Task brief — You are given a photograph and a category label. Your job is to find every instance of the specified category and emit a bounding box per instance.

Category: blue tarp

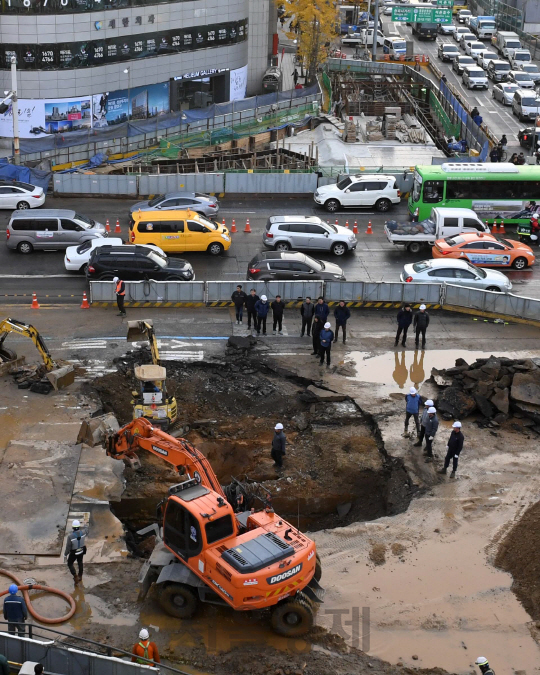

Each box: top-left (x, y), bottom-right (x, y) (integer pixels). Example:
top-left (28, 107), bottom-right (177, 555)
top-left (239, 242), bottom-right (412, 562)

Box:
top-left (0, 158), bottom-right (51, 191)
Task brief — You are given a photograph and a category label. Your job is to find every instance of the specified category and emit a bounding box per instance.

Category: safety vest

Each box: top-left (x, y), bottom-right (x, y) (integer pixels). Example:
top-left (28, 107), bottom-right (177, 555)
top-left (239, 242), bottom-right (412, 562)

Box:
top-left (115, 280), bottom-right (125, 295)
top-left (136, 641), bottom-right (150, 664)
top-left (69, 530), bottom-right (87, 555)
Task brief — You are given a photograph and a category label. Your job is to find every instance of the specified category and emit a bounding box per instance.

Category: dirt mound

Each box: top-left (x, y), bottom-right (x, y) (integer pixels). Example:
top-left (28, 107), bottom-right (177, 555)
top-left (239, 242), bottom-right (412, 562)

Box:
top-left (495, 500), bottom-right (540, 621)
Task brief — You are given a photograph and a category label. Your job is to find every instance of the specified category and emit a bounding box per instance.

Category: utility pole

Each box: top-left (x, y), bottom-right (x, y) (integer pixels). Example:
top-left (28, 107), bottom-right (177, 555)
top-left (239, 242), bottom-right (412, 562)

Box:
top-left (11, 57), bottom-right (19, 165)
top-left (371, 0), bottom-right (380, 61)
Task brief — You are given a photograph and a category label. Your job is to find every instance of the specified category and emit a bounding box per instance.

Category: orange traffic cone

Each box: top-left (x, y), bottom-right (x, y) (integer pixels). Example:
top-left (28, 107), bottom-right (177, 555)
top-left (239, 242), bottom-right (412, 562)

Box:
top-left (230, 219), bottom-right (237, 233)
top-left (345, 220), bottom-right (349, 229)
top-left (353, 221), bottom-right (358, 234)
top-left (80, 292), bottom-right (90, 309)
top-left (244, 218), bottom-right (252, 233)
top-left (31, 293), bottom-right (40, 309)
top-left (366, 221), bottom-right (373, 234)
top-left (114, 219), bottom-right (121, 234)
top-left (222, 218), bottom-right (226, 229)
top-left (106, 219), bottom-right (111, 233)
top-left (498, 219), bottom-right (506, 234)
top-left (335, 218), bottom-right (339, 226)
top-left (491, 221), bottom-right (498, 234)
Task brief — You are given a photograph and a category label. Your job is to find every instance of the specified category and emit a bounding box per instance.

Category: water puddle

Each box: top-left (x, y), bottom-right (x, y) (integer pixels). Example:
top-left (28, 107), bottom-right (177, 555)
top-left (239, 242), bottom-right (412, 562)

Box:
top-left (346, 349), bottom-right (540, 390)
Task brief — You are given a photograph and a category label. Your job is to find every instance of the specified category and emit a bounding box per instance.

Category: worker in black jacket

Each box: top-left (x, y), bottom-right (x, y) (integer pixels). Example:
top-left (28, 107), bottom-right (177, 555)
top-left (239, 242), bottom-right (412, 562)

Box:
top-left (395, 303), bottom-right (413, 347)
top-left (413, 304), bottom-right (430, 349)
top-left (231, 285), bottom-right (247, 325)
top-left (245, 288), bottom-right (259, 333)
top-left (271, 422), bottom-right (286, 468)
top-left (439, 421), bottom-right (464, 478)
top-left (271, 295), bottom-right (285, 335)
top-left (311, 316), bottom-right (322, 356)
top-left (300, 296), bottom-right (315, 337)
top-left (333, 301), bottom-right (351, 343)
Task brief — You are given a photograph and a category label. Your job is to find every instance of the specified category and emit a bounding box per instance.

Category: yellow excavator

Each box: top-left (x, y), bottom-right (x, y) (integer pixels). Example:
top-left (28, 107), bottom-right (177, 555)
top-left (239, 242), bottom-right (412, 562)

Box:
top-left (126, 319), bottom-right (178, 430)
top-left (0, 317), bottom-right (74, 390)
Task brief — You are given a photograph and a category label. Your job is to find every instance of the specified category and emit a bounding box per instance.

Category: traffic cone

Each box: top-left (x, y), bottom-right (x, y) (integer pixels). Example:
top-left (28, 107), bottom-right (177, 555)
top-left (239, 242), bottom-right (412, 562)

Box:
top-left (106, 219), bottom-right (111, 233)
top-left (345, 220), bottom-right (349, 229)
top-left (335, 218), bottom-right (339, 226)
top-left (353, 221), bottom-right (358, 234)
top-left (80, 292), bottom-right (90, 309)
top-left (222, 218), bottom-right (226, 229)
top-left (31, 293), bottom-right (40, 309)
top-left (114, 219), bottom-right (121, 234)
top-left (366, 221), bottom-right (373, 234)
top-left (244, 218), bottom-right (252, 233)
top-left (230, 219), bottom-right (237, 233)
top-left (498, 219), bottom-right (506, 234)
top-left (491, 221), bottom-right (498, 234)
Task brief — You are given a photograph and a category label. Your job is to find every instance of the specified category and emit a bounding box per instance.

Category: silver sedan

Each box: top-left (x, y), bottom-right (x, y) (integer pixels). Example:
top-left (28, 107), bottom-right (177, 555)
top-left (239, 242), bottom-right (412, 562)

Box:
top-left (400, 259), bottom-right (512, 293)
top-left (492, 82), bottom-right (520, 105)
top-left (130, 192), bottom-right (219, 217)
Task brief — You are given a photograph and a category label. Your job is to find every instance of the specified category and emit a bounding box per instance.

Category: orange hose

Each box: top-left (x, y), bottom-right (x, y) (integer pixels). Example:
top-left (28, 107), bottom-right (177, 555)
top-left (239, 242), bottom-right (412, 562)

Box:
top-left (0, 569), bottom-right (76, 624)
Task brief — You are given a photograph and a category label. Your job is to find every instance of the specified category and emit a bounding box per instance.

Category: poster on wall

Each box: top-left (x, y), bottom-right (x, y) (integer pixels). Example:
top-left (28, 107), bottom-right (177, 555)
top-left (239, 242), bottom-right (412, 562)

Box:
top-left (230, 65), bottom-right (248, 101)
top-left (0, 95), bottom-right (91, 138)
top-left (92, 81), bottom-right (170, 127)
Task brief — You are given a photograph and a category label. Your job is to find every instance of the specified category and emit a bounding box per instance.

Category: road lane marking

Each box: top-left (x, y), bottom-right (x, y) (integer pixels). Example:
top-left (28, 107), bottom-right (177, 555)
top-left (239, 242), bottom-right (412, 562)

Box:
top-left (0, 274), bottom-right (75, 278)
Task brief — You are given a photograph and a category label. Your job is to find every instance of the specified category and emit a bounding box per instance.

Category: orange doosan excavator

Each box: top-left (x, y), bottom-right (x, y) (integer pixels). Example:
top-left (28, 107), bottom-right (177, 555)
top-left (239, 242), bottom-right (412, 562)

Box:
top-left (107, 418), bottom-right (324, 636)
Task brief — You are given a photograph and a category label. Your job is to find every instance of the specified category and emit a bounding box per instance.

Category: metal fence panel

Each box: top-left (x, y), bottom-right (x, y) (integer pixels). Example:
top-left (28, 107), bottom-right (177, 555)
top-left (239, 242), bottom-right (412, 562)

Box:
top-left (324, 281), bottom-right (364, 301)
top-left (206, 280), bottom-right (323, 302)
top-left (402, 283), bottom-right (441, 304)
top-left (224, 173), bottom-right (318, 194)
top-left (444, 284), bottom-right (488, 311)
top-left (139, 173), bottom-right (225, 196)
top-left (89, 281), bottom-right (205, 303)
top-left (444, 284), bottom-right (540, 321)
top-left (362, 282), bottom-right (406, 302)
top-left (53, 174), bottom-right (138, 195)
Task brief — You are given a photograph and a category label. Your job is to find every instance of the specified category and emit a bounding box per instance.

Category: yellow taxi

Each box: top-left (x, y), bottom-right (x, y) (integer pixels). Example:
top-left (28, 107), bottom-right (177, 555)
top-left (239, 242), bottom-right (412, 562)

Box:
top-left (129, 209), bottom-right (231, 255)
top-left (432, 232), bottom-right (535, 270)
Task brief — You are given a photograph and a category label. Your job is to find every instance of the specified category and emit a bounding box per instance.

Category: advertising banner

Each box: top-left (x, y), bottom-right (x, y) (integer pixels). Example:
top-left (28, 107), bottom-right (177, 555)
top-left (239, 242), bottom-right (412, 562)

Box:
top-left (230, 65), bottom-right (248, 101)
top-left (92, 81), bottom-right (170, 128)
top-left (0, 95), bottom-right (91, 138)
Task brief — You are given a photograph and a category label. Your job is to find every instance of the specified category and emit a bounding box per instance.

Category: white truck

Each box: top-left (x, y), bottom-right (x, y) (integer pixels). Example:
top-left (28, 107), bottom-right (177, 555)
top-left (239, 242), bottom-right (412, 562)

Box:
top-left (384, 207), bottom-right (490, 253)
top-left (494, 31), bottom-right (522, 59)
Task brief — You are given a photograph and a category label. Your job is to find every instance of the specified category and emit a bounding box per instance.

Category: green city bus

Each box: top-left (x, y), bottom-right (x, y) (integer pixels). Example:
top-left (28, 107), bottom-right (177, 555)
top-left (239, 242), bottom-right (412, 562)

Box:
top-left (409, 163), bottom-right (540, 224)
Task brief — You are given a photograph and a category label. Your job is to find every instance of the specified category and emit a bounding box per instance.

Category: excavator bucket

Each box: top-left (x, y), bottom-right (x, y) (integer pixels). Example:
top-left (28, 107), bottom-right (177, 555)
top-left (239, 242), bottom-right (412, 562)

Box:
top-left (45, 364), bottom-right (75, 391)
top-left (127, 320), bottom-right (153, 342)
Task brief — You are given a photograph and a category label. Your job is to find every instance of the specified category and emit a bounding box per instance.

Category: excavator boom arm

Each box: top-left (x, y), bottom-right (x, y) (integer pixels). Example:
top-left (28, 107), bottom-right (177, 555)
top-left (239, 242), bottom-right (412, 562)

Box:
top-left (0, 318), bottom-right (55, 371)
top-left (107, 418), bottom-right (226, 498)
top-left (126, 320), bottom-right (160, 365)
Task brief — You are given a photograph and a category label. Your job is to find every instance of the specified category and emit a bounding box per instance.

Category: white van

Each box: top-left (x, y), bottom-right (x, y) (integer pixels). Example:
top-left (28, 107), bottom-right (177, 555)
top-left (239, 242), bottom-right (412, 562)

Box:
top-left (512, 89), bottom-right (540, 122)
top-left (383, 36), bottom-right (407, 58)
top-left (509, 49), bottom-right (532, 69)
top-left (501, 37), bottom-right (522, 59)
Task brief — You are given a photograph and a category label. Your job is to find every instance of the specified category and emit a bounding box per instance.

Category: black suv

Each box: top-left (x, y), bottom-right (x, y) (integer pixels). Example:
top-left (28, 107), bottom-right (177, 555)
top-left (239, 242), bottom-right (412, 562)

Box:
top-left (247, 251), bottom-right (345, 281)
top-left (86, 245), bottom-right (195, 281)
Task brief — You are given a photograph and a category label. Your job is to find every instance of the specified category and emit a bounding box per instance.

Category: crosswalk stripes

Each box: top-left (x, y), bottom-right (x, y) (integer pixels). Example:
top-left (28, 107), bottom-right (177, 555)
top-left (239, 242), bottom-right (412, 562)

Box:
top-left (159, 351), bottom-right (204, 361)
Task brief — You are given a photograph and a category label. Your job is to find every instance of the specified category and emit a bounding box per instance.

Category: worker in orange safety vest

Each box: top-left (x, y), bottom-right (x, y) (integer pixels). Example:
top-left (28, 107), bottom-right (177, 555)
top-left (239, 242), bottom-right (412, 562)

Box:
top-left (113, 276), bottom-right (126, 316)
top-left (131, 628), bottom-right (160, 664)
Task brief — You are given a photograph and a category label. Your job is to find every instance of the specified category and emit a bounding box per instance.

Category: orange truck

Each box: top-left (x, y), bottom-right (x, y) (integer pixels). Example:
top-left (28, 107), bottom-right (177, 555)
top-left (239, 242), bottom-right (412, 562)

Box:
top-left (107, 418), bottom-right (323, 636)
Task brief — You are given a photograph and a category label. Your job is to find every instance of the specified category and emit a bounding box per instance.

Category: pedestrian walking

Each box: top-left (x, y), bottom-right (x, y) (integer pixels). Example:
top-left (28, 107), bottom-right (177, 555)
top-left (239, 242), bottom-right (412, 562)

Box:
top-left (254, 294), bottom-right (269, 336)
top-left (64, 518), bottom-right (88, 584)
top-left (3, 584), bottom-right (27, 636)
top-left (475, 657), bottom-right (495, 675)
top-left (0, 653), bottom-right (8, 675)
top-left (311, 316), bottom-right (322, 355)
top-left (413, 398), bottom-right (433, 447)
top-left (319, 322), bottom-right (334, 366)
top-left (421, 406), bottom-right (439, 461)
top-left (113, 276), bottom-right (126, 316)
top-left (403, 386), bottom-right (423, 437)
top-left (292, 69), bottom-right (299, 85)
top-left (439, 421), bottom-right (464, 478)
top-left (489, 145), bottom-right (500, 163)
top-left (271, 295), bottom-right (285, 334)
top-left (500, 134), bottom-right (507, 147)
top-left (413, 304), bottom-right (430, 349)
top-left (314, 296), bottom-right (329, 323)
top-left (280, 15), bottom-right (285, 27)
top-left (245, 288), bottom-right (259, 332)
top-left (333, 300), bottom-right (350, 343)
top-left (231, 284), bottom-right (247, 325)
top-left (300, 296), bottom-right (315, 336)
top-left (509, 152), bottom-right (518, 165)
top-left (516, 152), bottom-right (526, 165)
top-left (132, 628), bottom-right (161, 664)
top-left (271, 422), bottom-right (286, 468)
top-left (395, 303), bottom-right (413, 347)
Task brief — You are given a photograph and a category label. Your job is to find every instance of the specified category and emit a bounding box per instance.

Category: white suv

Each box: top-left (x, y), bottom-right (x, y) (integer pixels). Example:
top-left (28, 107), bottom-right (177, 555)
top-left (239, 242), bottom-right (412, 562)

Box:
top-left (463, 66), bottom-right (488, 89)
top-left (314, 174), bottom-right (401, 213)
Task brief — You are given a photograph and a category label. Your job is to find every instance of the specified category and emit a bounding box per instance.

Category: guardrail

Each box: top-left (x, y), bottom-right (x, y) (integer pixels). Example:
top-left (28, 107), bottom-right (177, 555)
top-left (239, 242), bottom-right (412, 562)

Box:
top-left (89, 280), bottom-right (540, 324)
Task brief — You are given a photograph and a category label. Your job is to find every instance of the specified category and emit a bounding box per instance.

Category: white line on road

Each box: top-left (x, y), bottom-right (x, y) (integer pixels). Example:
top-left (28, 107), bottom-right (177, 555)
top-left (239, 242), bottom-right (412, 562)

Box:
top-left (160, 351), bottom-right (204, 361)
top-left (0, 274), bottom-right (75, 278)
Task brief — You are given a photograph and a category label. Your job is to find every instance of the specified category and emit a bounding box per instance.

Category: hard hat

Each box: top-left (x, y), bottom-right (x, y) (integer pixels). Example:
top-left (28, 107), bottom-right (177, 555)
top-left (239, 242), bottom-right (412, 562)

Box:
top-left (410, 386), bottom-right (417, 394)
top-left (453, 421), bottom-right (462, 428)
top-left (531, 214), bottom-right (538, 219)
top-left (8, 584), bottom-right (18, 595)
top-left (261, 295), bottom-right (267, 301)
top-left (275, 423), bottom-right (283, 430)
top-left (428, 406), bottom-right (436, 413)
top-left (113, 276), bottom-right (119, 283)
top-left (72, 519), bottom-right (81, 528)
top-left (425, 399), bottom-right (434, 407)
top-left (532, 234), bottom-right (538, 241)
top-left (139, 628), bottom-right (149, 640)
top-left (475, 657), bottom-right (489, 666)
top-left (324, 322), bottom-right (331, 329)
top-left (419, 304), bottom-right (427, 310)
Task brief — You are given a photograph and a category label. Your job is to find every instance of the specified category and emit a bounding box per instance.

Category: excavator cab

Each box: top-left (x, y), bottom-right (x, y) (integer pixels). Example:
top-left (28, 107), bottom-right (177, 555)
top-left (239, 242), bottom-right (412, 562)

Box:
top-left (132, 364), bottom-right (177, 430)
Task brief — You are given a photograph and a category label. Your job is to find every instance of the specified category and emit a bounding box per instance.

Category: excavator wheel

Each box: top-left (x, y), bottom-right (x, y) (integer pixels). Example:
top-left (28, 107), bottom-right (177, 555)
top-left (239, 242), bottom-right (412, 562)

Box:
top-left (158, 583), bottom-right (198, 619)
top-left (314, 553), bottom-right (322, 582)
top-left (271, 595), bottom-right (314, 637)
top-left (0, 347), bottom-right (17, 363)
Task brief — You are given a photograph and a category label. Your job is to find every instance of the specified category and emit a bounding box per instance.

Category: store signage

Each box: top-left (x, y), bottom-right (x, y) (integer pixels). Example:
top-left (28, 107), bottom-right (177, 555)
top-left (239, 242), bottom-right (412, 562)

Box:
top-left (174, 68), bottom-right (229, 81)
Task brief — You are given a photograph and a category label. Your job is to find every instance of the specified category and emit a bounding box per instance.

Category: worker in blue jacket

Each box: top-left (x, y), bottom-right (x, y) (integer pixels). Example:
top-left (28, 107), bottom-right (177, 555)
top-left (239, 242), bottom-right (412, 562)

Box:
top-left (254, 294), bottom-right (270, 336)
top-left (333, 301), bottom-right (351, 344)
top-left (314, 297), bottom-right (329, 323)
top-left (319, 322), bottom-right (334, 366)
top-left (3, 584), bottom-right (28, 636)
top-left (404, 386), bottom-right (423, 438)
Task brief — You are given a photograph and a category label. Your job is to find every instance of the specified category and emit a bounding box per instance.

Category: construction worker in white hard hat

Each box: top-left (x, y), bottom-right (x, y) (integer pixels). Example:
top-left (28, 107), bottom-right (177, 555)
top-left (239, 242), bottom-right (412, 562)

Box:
top-left (423, 406), bottom-right (439, 462)
top-left (439, 421), bottom-right (464, 478)
top-left (413, 304), bottom-right (430, 350)
top-left (132, 628), bottom-right (160, 664)
top-left (404, 386), bottom-right (423, 438)
top-left (64, 519), bottom-right (88, 584)
top-left (475, 657), bottom-right (495, 675)
top-left (271, 422), bottom-right (286, 468)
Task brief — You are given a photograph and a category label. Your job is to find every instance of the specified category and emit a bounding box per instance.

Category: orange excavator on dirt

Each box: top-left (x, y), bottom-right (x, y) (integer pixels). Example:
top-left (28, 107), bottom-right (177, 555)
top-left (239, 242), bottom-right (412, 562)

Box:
top-left (106, 418), bottom-right (323, 636)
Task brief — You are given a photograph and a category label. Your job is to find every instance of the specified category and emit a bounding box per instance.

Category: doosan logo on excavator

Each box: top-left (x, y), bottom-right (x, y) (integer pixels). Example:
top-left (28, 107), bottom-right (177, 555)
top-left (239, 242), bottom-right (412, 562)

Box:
top-left (267, 563), bottom-right (303, 585)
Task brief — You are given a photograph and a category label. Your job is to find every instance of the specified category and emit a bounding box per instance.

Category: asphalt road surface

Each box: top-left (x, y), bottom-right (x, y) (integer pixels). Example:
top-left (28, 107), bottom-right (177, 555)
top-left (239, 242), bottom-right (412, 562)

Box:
top-left (0, 195), bottom-right (538, 303)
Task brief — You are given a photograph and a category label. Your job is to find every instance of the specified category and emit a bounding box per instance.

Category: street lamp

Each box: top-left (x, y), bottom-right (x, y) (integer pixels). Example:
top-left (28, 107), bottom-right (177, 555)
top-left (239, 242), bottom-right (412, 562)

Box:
top-left (123, 67), bottom-right (131, 122)
top-left (0, 57), bottom-right (20, 164)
